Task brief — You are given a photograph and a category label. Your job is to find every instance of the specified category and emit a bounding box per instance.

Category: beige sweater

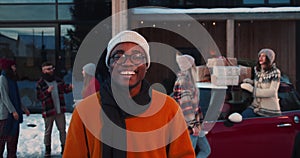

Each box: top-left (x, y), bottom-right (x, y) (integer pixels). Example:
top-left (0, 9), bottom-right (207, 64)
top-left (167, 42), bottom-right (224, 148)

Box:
top-left (251, 64), bottom-right (281, 116)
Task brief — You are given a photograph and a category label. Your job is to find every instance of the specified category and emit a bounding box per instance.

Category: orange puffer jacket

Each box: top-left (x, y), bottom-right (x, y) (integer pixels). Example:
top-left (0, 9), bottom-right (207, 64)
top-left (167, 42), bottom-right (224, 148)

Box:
top-left (63, 90), bottom-right (195, 158)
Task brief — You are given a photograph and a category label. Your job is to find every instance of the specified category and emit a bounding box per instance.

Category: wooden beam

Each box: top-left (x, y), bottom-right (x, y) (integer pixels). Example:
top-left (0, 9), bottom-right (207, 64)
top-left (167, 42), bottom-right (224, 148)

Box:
top-left (226, 19), bottom-right (234, 58)
top-left (112, 0), bottom-right (128, 36)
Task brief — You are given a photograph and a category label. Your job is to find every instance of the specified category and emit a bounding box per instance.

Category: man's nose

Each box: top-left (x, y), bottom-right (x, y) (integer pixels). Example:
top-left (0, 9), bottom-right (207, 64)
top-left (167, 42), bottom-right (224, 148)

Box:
top-left (122, 55), bottom-right (134, 66)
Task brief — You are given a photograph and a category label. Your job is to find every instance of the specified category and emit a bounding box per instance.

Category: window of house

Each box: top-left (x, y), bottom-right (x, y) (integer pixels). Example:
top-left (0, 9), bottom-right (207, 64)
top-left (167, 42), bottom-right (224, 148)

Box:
top-left (243, 0), bottom-right (264, 4)
top-left (0, 0), bottom-right (55, 3)
top-left (269, 0), bottom-right (290, 4)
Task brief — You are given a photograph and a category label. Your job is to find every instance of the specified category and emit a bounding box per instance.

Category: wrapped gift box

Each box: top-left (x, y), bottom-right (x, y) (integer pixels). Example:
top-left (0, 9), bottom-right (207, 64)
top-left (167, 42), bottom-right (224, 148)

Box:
top-left (195, 65), bottom-right (211, 82)
top-left (213, 66), bottom-right (240, 76)
top-left (206, 57), bottom-right (237, 67)
top-left (211, 75), bottom-right (239, 86)
top-left (239, 65), bottom-right (252, 83)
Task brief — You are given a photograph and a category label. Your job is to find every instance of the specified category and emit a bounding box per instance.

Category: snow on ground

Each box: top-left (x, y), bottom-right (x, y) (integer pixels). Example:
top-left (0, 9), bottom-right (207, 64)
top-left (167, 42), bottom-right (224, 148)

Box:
top-left (3, 113), bottom-right (72, 158)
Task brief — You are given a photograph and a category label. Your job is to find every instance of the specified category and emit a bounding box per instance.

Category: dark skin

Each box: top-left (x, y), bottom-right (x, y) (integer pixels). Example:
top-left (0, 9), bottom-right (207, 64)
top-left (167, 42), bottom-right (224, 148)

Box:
top-left (109, 42), bottom-right (148, 97)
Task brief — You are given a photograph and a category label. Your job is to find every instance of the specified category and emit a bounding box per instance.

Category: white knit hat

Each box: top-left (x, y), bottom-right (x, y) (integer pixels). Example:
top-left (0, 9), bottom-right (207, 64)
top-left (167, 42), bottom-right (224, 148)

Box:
top-left (176, 54), bottom-right (195, 71)
top-left (105, 30), bottom-right (150, 68)
top-left (258, 48), bottom-right (275, 64)
top-left (83, 63), bottom-right (96, 76)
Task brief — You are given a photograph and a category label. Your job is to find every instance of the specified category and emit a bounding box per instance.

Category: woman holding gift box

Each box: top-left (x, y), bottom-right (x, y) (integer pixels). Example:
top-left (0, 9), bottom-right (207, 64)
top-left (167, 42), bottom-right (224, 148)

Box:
top-left (239, 48), bottom-right (281, 118)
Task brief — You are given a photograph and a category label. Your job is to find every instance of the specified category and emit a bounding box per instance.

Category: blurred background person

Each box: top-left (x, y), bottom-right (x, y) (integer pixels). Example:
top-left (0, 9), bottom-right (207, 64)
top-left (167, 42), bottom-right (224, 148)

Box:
top-left (36, 61), bottom-right (72, 157)
top-left (0, 58), bottom-right (30, 158)
top-left (81, 63), bottom-right (100, 99)
top-left (173, 54), bottom-right (211, 158)
top-left (239, 48), bottom-right (281, 118)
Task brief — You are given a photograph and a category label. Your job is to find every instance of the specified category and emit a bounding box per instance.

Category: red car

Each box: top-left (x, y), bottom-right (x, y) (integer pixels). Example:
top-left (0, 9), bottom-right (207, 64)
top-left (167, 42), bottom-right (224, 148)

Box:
top-left (200, 83), bottom-right (300, 158)
top-left (205, 110), bottom-right (300, 158)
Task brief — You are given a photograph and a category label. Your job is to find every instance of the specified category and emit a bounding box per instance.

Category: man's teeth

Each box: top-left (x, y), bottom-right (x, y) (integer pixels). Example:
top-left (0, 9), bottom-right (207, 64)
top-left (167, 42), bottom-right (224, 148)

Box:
top-left (120, 71), bottom-right (135, 75)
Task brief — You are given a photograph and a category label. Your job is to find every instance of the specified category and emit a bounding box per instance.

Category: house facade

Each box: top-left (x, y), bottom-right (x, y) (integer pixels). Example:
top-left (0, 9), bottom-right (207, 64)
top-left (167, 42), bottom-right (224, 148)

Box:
top-left (0, 0), bottom-right (299, 111)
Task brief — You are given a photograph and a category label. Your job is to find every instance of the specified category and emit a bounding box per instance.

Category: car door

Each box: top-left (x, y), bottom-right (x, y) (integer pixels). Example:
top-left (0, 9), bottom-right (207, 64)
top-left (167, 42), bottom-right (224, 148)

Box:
top-left (205, 110), bottom-right (300, 158)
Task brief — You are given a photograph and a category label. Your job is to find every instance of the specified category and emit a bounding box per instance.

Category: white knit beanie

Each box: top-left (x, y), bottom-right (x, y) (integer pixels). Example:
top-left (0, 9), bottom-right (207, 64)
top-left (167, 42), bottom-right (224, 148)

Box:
top-left (258, 48), bottom-right (275, 64)
top-left (176, 54), bottom-right (195, 71)
top-left (105, 30), bottom-right (150, 68)
top-left (83, 63), bottom-right (96, 76)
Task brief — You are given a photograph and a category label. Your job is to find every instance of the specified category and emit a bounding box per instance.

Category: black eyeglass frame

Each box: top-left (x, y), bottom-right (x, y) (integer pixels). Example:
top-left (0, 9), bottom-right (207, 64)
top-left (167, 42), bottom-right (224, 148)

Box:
top-left (109, 50), bottom-right (147, 66)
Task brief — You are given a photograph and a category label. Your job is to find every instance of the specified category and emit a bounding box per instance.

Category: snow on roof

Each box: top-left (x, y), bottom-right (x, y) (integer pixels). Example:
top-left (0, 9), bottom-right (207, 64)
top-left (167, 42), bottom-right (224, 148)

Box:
top-left (132, 7), bottom-right (300, 14)
top-left (131, 7), bottom-right (300, 20)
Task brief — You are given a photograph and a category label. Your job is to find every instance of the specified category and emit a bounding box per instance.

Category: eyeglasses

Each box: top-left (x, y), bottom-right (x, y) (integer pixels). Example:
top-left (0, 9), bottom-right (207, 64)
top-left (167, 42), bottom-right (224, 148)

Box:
top-left (110, 51), bottom-right (146, 66)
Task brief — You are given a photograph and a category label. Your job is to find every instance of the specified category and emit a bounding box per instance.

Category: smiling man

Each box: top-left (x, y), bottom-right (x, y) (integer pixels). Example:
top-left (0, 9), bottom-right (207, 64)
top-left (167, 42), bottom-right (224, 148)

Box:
top-left (108, 42), bottom-right (148, 92)
top-left (63, 30), bottom-right (195, 158)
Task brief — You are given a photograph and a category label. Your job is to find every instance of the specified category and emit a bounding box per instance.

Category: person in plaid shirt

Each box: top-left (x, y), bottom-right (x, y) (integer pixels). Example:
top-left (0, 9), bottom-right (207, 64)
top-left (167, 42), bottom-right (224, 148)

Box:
top-left (36, 61), bottom-right (72, 157)
top-left (173, 54), bottom-right (211, 158)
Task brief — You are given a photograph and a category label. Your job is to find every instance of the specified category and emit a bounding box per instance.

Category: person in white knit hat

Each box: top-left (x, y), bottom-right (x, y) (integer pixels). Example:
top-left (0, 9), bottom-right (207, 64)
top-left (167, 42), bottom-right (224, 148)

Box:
top-left (64, 30), bottom-right (195, 157)
top-left (81, 63), bottom-right (100, 98)
top-left (105, 30), bottom-right (151, 69)
top-left (173, 54), bottom-right (211, 158)
top-left (238, 48), bottom-right (281, 118)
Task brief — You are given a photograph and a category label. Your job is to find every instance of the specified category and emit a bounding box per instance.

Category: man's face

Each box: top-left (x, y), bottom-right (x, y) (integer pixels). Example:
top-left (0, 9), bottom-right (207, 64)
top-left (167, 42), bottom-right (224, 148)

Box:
top-left (42, 65), bottom-right (55, 75)
top-left (109, 42), bottom-right (147, 88)
top-left (11, 65), bottom-right (16, 72)
top-left (82, 70), bottom-right (86, 78)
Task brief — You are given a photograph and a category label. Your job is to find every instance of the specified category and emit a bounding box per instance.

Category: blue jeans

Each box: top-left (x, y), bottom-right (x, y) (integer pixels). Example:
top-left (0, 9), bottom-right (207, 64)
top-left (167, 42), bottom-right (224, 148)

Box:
top-left (241, 107), bottom-right (260, 118)
top-left (190, 134), bottom-right (211, 158)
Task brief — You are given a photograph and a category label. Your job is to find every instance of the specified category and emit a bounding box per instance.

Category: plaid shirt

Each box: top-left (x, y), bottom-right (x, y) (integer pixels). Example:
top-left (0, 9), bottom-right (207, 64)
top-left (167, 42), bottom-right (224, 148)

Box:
top-left (173, 71), bottom-right (202, 123)
top-left (36, 76), bottom-right (72, 118)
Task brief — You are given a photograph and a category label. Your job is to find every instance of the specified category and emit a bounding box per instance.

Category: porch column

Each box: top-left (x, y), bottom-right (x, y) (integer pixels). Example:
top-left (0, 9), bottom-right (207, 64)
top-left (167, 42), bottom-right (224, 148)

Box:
top-left (112, 0), bottom-right (128, 36)
top-left (226, 19), bottom-right (235, 58)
